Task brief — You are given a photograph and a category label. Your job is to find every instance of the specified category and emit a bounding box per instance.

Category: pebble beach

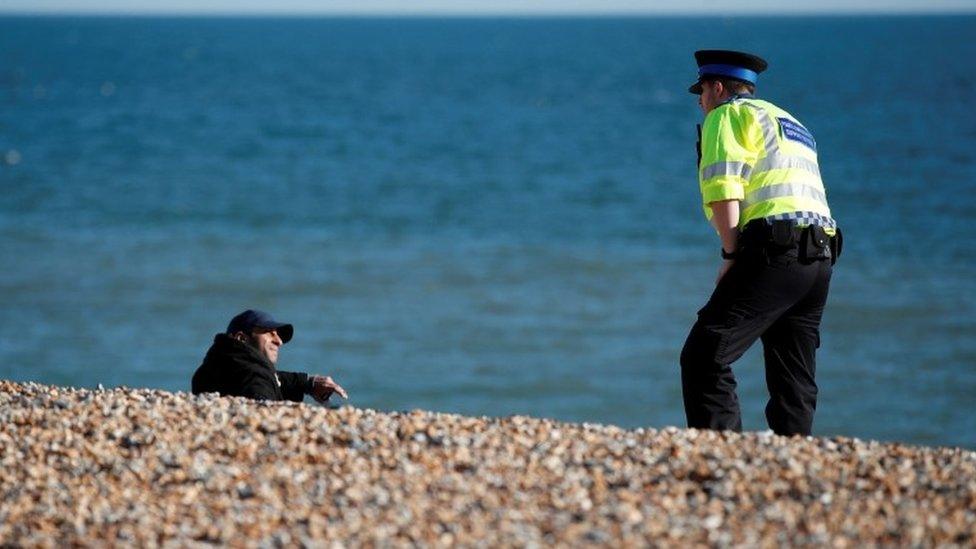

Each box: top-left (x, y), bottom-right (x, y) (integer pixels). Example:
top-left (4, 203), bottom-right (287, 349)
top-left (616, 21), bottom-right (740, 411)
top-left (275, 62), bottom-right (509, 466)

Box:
top-left (1, 380), bottom-right (974, 546)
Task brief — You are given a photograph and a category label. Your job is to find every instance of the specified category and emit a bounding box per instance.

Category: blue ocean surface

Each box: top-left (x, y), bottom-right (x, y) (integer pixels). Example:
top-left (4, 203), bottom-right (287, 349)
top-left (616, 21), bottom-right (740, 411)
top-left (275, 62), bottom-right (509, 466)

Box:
top-left (1, 15), bottom-right (974, 448)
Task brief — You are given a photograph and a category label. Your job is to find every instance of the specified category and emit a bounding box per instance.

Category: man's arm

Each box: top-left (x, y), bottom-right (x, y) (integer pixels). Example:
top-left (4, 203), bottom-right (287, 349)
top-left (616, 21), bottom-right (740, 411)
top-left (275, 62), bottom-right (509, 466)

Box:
top-left (709, 199), bottom-right (740, 283)
top-left (308, 375), bottom-right (348, 403)
top-left (277, 371), bottom-right (350, 403)
top-left (710, 199), bottom-right (740, 253)
top-left (276, 371), bottom-right (310, 403)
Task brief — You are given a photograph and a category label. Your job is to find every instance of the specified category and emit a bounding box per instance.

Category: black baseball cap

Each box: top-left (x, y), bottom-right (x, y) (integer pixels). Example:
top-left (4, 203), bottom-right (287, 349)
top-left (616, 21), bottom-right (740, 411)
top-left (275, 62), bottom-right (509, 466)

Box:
top-left (689, 50), bottom-right (768, 95)
top-left (226, 309), bottom-right (294, 343)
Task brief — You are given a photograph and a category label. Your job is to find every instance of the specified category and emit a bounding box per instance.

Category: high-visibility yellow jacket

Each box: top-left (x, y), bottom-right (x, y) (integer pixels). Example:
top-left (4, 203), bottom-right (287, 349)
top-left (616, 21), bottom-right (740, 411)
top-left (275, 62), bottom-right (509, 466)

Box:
top-left (698, 95), bottom-right (835, 233)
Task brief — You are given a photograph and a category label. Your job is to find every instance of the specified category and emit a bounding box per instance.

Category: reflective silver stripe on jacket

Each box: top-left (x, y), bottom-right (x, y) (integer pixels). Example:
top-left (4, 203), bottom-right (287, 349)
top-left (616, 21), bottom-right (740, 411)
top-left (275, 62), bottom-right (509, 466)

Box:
top-left (752, 155), bottom-right (821, 177)
top-left (764, 211), bottom-right (837, 229)
top-left (739, 100), bottom-right (779, 154)
top-left (738, 101), bottom-right (823, 178)
top-left (743, 182), bottom-right (829, 209)
top-left (701, 160), bottom-right (753, 180)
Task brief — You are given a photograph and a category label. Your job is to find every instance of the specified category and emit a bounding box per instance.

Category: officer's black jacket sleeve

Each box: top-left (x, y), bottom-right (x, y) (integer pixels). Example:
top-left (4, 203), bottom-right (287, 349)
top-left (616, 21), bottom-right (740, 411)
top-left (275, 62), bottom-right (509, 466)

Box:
top-left (277, 370), bottom-right (309, 403)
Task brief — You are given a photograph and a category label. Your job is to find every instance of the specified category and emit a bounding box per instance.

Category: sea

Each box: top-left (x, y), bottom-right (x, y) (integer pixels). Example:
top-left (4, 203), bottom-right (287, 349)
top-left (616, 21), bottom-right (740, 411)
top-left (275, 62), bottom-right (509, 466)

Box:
top-left (1, 15), bottom-right (974, 449)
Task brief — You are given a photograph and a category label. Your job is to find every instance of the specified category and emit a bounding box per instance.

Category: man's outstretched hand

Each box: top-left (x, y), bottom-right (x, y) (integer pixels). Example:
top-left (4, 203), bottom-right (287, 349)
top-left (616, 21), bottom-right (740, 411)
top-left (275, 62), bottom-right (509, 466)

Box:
top-left (309, 375), bottom-right (348, 404)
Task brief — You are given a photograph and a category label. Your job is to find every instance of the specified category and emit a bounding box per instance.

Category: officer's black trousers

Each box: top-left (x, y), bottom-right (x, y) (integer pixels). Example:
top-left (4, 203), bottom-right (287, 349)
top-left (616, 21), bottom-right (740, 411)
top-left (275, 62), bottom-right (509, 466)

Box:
top-left (680, 246), bottom-right (832, 436)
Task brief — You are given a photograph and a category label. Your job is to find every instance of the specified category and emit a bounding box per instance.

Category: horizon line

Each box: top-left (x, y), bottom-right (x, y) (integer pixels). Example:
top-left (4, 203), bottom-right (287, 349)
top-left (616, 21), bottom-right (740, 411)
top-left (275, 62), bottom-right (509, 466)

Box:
top-left (3, 8), bottom-right (976, 17)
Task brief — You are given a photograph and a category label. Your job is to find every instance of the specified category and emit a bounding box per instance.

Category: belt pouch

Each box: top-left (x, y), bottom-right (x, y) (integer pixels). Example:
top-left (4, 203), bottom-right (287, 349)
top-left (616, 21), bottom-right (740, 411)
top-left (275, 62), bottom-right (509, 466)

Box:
top-left (829, 227), bottom-right (843, 265)
top-left (800, 225), bottom-right (830, 263)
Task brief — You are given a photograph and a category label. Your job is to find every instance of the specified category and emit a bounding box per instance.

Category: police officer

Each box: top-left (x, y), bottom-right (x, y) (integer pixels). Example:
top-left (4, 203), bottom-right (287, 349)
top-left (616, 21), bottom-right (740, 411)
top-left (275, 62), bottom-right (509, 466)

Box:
top-left (680, 50), bottom-right (841, 436)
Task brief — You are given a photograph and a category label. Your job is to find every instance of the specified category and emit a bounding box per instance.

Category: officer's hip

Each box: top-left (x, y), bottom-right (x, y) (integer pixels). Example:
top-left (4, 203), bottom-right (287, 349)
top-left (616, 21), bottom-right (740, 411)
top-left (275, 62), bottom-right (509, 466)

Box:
top-left (738, 218), bottom-right (842, 265)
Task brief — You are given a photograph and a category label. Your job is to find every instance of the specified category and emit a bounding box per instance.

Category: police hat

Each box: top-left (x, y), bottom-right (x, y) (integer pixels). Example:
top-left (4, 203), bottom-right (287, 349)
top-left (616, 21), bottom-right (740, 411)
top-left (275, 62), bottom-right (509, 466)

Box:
top-left (689, 50), bottom-right (768, 95)
top-left (226, 309), bottom-right (294, 343)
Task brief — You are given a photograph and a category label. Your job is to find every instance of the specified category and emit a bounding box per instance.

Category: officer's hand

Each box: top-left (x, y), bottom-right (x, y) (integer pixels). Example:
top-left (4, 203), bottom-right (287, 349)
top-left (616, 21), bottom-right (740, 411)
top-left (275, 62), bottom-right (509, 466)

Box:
top-left (309, 375), bottom-right (348, 403)
top-left (716, 259), bottom-right (735, 285)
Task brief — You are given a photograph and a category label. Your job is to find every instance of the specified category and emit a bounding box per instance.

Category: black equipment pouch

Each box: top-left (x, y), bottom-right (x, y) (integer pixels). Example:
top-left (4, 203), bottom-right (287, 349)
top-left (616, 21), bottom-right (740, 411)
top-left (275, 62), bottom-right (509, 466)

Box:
top-left (800, 225), bottom-right (831, 263)
top-left (829, 227), bottom-right (843, 265)
top-left (696, 124), bottom-right (702, 167)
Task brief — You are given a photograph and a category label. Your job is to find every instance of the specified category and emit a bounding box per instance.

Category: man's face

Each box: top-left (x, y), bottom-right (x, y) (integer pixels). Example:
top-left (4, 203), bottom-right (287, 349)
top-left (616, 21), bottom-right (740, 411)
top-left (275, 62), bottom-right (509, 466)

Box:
top-left (698, 79), bottom-right (724, 115)
top-left (250, 329), bottom-right (283, 365)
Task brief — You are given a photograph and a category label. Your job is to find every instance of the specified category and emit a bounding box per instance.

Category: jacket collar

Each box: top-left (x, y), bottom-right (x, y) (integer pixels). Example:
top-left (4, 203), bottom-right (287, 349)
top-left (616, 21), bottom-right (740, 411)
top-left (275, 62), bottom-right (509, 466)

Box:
top-left (721, 92), bottom-right (755, 106)
top-left (211, 332), bottom-right (275, 370)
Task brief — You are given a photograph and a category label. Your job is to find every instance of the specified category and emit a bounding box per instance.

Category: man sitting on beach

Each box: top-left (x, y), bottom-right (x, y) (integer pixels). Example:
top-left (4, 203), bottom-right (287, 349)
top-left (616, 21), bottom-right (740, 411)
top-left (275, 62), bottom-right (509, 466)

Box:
top-left (192, 309), bottom-right (348, 404)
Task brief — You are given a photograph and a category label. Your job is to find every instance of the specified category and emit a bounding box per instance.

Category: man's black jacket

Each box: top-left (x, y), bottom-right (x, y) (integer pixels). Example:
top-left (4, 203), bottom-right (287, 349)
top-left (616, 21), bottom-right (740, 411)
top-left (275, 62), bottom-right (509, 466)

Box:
top-left (191, 333), bottom-right (308, 402)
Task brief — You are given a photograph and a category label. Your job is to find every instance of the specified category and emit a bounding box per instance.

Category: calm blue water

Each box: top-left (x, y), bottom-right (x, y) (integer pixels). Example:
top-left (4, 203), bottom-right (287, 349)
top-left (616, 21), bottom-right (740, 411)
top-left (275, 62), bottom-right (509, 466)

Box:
top-left (1, 16), bottom-right (974, 448)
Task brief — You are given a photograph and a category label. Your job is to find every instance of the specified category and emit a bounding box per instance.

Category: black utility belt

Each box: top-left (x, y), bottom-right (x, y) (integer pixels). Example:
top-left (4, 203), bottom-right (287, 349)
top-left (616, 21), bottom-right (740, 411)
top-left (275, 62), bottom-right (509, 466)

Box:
top-left (738, 219), bottom-right (843, 265)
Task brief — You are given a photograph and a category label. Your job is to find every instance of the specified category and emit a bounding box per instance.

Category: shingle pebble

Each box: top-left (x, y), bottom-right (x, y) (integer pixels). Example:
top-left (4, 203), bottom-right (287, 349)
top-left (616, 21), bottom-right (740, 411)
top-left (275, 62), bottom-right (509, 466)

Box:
top-left (0, 380), bottom-right (973, 546)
